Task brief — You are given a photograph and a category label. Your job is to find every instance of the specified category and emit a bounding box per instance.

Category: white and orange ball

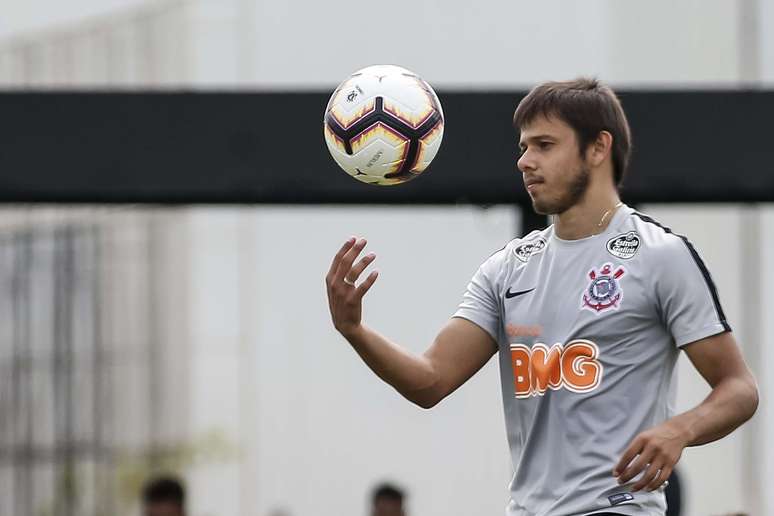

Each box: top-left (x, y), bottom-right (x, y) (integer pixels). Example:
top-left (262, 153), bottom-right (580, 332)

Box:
top-left (323, 65), bottom-right (444, 186)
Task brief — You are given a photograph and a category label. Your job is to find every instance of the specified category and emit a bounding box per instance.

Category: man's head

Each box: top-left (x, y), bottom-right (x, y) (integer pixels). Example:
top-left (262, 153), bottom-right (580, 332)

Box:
top-left (514, 78), bottom-right (632, 215)
top-left (142, 476), bottom-right (185, 516)
top-left (371, 483), bottom-right (405, 516)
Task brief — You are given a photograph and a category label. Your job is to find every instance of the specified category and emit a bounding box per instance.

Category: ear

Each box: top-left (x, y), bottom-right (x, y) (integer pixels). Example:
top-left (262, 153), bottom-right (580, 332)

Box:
top-left (586, 130), bottom-right (613, 167)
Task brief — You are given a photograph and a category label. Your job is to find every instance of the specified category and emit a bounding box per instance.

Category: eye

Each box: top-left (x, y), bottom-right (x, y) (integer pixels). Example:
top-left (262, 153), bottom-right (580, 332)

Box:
top-left (538, 141), bottom-right (553, 150)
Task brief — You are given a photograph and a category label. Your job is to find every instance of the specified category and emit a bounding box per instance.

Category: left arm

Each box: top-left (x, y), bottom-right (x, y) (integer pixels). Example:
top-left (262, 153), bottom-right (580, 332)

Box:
top-left (613, 331), bottom-right (758, 491)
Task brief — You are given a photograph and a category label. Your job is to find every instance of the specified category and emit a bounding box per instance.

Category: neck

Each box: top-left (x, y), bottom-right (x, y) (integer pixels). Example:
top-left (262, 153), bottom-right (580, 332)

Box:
top-left (553, 188), bottom-right (622, 240)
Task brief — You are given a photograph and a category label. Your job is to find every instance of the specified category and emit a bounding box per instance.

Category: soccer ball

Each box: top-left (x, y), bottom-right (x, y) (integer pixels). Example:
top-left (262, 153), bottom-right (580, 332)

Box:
top-left (323, 65), bottom-right (444, 186)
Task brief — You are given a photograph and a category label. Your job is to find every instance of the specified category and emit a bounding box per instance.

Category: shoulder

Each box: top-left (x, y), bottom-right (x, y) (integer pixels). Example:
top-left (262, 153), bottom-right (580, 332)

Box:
top-left (486, 228), bottom-right (550, 266)
top-left (624, 209), bottom-right (693, 259)
top-left (476, 228), bottom-right (550, 279)
top-left (617, 211), bottom-right (714, 282)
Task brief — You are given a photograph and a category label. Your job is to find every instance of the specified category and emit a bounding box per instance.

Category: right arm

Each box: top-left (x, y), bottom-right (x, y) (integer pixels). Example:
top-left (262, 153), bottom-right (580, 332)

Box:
top-left (325, 237), bottom-right (497, 409)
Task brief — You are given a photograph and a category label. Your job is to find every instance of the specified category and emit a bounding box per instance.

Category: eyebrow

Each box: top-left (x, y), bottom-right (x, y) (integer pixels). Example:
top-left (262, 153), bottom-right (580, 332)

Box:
top-left (518, 134), bottom-right (556, 148)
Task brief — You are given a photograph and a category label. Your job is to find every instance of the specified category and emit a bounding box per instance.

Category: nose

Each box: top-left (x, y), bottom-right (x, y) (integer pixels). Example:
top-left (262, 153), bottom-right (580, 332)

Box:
top-left (517, 148), bottom-right (536, 174)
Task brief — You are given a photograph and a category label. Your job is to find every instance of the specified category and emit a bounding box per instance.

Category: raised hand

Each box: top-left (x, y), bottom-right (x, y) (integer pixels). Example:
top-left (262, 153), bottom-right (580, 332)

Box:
top-left (325, 237), bottom-right (378, 338)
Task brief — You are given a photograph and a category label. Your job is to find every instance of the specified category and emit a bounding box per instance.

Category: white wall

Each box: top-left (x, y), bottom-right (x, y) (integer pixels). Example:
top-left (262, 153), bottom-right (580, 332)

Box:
top-left (760, 0), bottom-right (774, 84)
top-left (2, 0), bottom-right (773, 88)
top-left (0, 0), bottom-right (151, 39)
top-left (0, 0), bottom-right (189, 88)
top-left (246, 0), bottom-right (742, 89)
top-left (603, 1), bottom-right (740, 86)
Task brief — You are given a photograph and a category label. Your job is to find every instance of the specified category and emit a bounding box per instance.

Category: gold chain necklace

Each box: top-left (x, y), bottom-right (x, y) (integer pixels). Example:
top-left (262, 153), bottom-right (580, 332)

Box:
top-left (595, 201), bottom-right (623, 235)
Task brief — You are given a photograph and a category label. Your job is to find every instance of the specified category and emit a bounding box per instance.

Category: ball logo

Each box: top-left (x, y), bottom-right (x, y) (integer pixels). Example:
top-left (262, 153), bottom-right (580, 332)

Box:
top-left (607, 231), bottom-right (640, 259)
top-left (366, 150), bottom-right (383, 168)
top-left (513, 238), bottom-right (547, 263)
top-left (582, 263), bottom-right (625, 314)
top-left (509, 340), bottom-right (603, 398)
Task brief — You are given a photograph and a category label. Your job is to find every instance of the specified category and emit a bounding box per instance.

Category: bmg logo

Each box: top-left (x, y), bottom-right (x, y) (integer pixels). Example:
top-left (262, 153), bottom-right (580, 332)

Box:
top-left (509, 340), bottom-right (603, 398)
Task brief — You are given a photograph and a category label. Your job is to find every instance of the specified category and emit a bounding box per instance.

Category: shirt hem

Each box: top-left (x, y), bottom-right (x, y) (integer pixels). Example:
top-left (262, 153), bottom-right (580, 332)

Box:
top-left (674, 323), bottom-right (729, 348)
top-left (451, 311), bottom-right (498, 346)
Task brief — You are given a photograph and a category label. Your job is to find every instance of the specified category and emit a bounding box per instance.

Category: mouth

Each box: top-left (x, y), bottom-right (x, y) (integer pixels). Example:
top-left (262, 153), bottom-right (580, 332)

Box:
top-left (524, 177), bottom-right (544, 193)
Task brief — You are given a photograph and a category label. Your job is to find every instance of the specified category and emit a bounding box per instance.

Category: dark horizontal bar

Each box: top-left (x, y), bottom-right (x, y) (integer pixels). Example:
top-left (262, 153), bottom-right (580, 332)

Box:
top-left (0, 91), bottom-right (771, 204)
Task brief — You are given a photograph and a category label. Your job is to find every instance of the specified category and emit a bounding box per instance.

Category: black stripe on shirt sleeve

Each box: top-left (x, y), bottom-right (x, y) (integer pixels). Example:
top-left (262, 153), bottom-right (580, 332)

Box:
top-left (633, 211), bottom-right (731, 332)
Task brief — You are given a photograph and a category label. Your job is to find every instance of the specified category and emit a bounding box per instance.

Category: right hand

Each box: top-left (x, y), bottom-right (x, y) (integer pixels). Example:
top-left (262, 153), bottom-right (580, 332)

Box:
top-left (325, 237), bottom-right (379, 338)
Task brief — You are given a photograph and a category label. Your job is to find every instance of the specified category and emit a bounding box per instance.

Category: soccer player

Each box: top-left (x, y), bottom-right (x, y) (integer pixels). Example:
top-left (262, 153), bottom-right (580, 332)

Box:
top-left (325, 78), bottom-right (758, 516)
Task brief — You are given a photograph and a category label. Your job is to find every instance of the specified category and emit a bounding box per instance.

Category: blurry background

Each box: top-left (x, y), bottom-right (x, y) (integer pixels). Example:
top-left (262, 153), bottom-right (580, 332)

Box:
top-left (0, 1), bottom-right (772, 516)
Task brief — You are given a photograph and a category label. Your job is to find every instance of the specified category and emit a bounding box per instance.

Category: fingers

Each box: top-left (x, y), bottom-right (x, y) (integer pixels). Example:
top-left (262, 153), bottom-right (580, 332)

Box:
top-left (326, 237), bottom-right (356, 284)
top-left (614, 425), bottom-right (685, 493)
top-left (325, 236), bottom-right (377, 298)
top-left (644, 465), bottom-right (672, 492)
top-left (613, 436), bottom-right (643, 479)
top-left (324, 237), bottom-right (378, 336)
top-left (615, 436), bottom-right (675, 491)
top-left (630, 460), bottom-right (661, 492)
top-left (355, 270), bottom-right (379, 298)
top-left (345, 252), bottom-right (376, 284)
top-left (617, 451), bottom-right (651, 486)
top-left (334, 237), bottom-right (368, 283)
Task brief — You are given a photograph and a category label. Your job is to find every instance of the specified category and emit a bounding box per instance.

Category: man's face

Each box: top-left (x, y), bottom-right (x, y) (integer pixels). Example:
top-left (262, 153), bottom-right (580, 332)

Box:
top-left (372, 497), bottom-right (404, 516)
top-left (517, 115), bottom-right (590, 215)
top-left (144, 501), bottom-right (183, 516)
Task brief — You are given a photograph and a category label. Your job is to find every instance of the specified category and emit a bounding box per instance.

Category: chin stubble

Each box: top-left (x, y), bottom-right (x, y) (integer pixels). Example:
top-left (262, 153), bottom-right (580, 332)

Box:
top-left (533, 165), bottom-right (590, 215)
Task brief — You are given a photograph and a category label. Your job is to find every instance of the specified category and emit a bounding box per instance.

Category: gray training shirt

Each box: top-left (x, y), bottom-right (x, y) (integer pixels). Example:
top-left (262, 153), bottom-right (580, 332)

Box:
top-left (454, 205), bottom-right (730, 516)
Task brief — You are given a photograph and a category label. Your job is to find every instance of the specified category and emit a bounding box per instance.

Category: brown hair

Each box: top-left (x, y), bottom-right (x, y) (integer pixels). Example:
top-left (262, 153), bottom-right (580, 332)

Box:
top-left (513, 78), bottom-right (632, 187)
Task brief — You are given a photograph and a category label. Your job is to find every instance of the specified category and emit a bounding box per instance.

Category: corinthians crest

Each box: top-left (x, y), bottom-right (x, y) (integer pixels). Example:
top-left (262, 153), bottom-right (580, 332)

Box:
top-left (582, 263), bottom-right (626, 313)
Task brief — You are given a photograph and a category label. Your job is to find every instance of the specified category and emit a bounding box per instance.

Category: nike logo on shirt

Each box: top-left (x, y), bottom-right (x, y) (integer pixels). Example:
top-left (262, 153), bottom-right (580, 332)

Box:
top-left (505, 287), bottom-right (536, 299)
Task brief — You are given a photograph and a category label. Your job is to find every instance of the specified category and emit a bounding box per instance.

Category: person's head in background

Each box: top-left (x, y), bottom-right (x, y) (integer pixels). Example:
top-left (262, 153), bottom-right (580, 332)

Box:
top-left (142, 475), bottom-right (186, 516)
top-left (371, 483), bottom-right (406, 516)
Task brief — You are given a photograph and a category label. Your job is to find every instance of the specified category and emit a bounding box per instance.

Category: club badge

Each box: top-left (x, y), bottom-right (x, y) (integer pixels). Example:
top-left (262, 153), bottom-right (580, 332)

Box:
top-left (581, 263), bottom-right (625, 314)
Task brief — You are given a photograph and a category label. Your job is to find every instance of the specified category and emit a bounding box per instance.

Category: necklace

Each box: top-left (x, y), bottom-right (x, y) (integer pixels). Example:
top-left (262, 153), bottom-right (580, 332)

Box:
top-left (551, 201), bottom-right (624, 238)
top-left (595, 201), bottom-right (623, 235)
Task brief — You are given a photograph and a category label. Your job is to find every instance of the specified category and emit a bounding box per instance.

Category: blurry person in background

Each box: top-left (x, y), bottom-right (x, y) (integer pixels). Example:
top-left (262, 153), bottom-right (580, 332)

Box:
top-left (371, 483), bottom-right (406, 516)
top-left (142, 475), bottom-right (186, 516)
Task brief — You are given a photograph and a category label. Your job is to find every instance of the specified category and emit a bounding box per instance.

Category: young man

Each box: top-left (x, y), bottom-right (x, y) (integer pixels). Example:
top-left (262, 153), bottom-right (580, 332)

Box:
top-left (325, 78), bottom-right (758, 515)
